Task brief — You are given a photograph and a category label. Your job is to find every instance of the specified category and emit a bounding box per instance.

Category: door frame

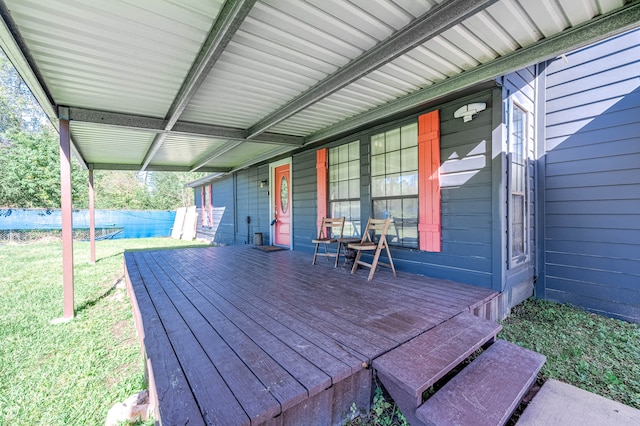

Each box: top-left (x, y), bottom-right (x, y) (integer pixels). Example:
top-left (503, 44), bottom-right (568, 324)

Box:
top-left (269, 157), bottom-right (292, 248)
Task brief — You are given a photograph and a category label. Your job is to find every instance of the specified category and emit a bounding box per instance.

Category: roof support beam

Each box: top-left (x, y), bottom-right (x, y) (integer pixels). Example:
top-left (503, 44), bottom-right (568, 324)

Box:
top-left (88, 163), bottom-right (230, 172)
top-left (57, 107), bottom-right (88, 170)
top-left (68, 107), bottom-right (167, 131)
top-left (245, 0), bottom-right (498, 139)
top-left (172, 121), bottom-right (303, 145)
top-left (140, 0), bottom-right (257, 171)
top-left (305, 0), bottom-right (640, 145)
top-left (58, 118), bottom-right (74, 321)
top-left (65, 107), bottom-right (304, 146)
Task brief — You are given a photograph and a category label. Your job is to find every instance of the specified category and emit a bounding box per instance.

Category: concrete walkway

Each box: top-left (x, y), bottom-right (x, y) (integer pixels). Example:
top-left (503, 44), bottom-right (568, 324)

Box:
top-left (517, 379), bottom-right (640, 426)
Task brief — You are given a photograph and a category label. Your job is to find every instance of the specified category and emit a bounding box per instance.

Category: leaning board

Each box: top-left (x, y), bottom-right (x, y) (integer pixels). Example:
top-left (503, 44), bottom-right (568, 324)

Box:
top-left (171, 207), bottom-right (187, 239)
top-left (181, 206), bottom-right (198, 241)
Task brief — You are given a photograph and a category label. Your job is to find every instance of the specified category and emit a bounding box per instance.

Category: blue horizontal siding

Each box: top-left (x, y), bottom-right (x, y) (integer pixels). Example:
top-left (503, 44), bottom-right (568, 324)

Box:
top-left (543, 28), bottom-right (640, 322)
top-left (546, 289), bottom-right (640, 323)
top-left (292, 151), bottom-right (317, 253)
top-left (235, 167), bottom-right (270, 245)
top-left (545, 239), bottom-right (640, 261)
top-left (546, 169), bottom-right (639, 189)
top-left (210, 176), bottom-right (236, 245)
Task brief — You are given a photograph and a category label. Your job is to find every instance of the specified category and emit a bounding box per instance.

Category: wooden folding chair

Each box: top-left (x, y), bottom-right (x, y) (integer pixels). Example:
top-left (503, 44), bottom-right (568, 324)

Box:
top-left (348, 218), bottom-right (396, 281)
top-left (311, 217), bottom-right (345, 266)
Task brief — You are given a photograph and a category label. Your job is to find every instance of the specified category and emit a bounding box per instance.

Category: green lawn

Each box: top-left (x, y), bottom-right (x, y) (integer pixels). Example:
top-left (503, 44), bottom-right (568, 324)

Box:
top-left (499, 298), bottom-right (640, 409)
top-left (0, 238), bottom-right (207, 425)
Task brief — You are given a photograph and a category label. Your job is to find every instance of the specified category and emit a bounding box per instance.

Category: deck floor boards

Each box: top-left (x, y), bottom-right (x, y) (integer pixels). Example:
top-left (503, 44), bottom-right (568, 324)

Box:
top-left (125, 245), bottom-right (498, 425)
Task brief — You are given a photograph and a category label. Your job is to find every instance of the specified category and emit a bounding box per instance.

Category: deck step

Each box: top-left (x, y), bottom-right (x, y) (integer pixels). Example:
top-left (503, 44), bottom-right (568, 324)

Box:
top-left (416, 339), bottom-right (546, 426)
top-left (373, 312), bottom-right (502, 407)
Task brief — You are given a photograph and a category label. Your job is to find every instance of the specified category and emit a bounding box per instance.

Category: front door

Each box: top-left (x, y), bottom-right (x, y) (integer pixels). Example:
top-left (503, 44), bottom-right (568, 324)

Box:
top-left (274, 163), bottom-right (291, 247)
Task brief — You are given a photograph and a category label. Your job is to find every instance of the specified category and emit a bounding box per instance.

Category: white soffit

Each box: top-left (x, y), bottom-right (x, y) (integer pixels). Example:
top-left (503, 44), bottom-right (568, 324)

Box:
top-left (208, 141), bottom-right (285, 168)
top-left (151, 134), bottom-right (228, 167)
top-left (70, 122), bottom-right (155, 165)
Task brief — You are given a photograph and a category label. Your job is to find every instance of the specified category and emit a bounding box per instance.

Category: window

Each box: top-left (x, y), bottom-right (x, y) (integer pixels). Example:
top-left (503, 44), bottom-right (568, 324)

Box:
top-left (371, 123), bottom-right (419, 248)
top-left (329, 141), bottom-right (360, 237)
top-left (509, 105), bottom-right (527, 265)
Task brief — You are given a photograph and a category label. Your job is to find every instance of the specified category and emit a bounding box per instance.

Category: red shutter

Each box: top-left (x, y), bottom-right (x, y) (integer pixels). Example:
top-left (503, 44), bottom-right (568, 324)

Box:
top-left (201, 186), bottom-right (206, 226)
top-left (418, 110), bottom-right (441, 252)
top-left (208, 183), bottom-right (214, 227)
top-left (316, 149), bottom-right (328, 229)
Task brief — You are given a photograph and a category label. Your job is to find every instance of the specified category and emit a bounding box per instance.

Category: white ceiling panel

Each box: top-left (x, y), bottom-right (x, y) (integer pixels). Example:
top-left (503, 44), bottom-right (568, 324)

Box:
top-left (70, 122), bottom-right (155, 165)
top-left (151, 134), bottom-right (227, 167)
top-left (208, 141), bottom-right (287, 169)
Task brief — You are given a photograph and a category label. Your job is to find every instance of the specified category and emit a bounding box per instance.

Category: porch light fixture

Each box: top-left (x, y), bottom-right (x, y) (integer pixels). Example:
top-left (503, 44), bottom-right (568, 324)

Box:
top-left (454, 102), bottom-right (486, 122)
top-left (260, 179), bottom-right (268, 188)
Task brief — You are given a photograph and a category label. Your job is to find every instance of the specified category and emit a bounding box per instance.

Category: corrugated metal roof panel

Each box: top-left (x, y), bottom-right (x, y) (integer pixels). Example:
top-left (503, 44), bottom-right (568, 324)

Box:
top-left (271, 0), bottom-right (630, 137)
top-left (205, 142), bottom-right (285, 169)
top-left (486, 0), bottom-right (543, 46)
top-left (180, 0), bottom-right (443, 128)
top-left (7, 0), bottom-right (221, 117)
top-left (2, 0), bottom-right (636, 171)
top-left (151, 135), bottom-right (227, 167)
top-left (70, 122), bottom-right (154, 165)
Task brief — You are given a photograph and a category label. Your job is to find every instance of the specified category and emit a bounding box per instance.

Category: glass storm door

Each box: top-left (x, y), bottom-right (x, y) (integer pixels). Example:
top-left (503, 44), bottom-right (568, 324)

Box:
top-left (274, 164), bottom-right (291, 247)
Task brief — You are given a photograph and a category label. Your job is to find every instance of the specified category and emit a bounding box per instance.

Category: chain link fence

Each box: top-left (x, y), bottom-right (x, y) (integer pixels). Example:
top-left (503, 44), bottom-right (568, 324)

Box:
top-left (0, 228), bottom-right (124, 243)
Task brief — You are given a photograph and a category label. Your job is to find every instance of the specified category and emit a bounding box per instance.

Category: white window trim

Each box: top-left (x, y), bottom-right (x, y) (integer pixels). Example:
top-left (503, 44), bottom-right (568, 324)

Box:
top-left (507, 100), bottom-right (531, 268)
top-left (328, 140), bottom-right (361, 238)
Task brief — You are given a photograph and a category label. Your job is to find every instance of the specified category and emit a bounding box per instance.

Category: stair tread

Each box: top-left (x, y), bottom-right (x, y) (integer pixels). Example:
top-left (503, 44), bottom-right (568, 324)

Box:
top-left (416, 339), bottom-right (546, 426)
top-left (373, 312), bottom-right (501, 405)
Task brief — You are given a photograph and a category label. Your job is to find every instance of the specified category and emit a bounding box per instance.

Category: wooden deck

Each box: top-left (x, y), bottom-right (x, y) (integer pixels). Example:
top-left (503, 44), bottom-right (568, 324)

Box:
top-left (124, 245), bottom-right (498, 425)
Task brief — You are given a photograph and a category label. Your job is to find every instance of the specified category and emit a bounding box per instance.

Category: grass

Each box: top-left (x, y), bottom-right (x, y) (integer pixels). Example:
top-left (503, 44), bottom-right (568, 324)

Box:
top-left (0, 237), bottom-right (208, 425)
top-left (499, 298), bottom-right (640, 409)
top-left (345, 385), bottom-right (408, 426)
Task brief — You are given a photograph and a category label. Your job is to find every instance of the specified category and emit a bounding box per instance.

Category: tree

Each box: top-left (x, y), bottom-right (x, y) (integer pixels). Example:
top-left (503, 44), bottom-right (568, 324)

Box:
top-left (0, 129), bottom-right (88, 208)
top-left (0, 50), bottom-right (204, 210)
top-left (93, 170), bottom-right (151, 210)
top-left (0, 50), bottom-right (91, 208)
top-left (0, 50), bottom-right (49, 134)
top-left (148, 172), bottom-right (204, 210)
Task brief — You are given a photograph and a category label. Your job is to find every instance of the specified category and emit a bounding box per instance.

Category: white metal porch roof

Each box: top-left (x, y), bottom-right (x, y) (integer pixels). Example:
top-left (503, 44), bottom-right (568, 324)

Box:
top-left (0, 0), bottom-right (638, 174)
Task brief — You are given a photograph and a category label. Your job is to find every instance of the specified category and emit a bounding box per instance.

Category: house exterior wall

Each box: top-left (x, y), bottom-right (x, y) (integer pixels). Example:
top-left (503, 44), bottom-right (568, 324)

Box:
top-left (416, 91), bottom-right (495, 287)
top-left (235, 165), bottom-right (270, 245)
top-left (197, 84), bottom-right (539, 316)
top-left (291, 150), bottom-right (318, 252)
top-left (541, 28), bottom-right (640, 322)
top-left (207, 174), bottom-right (236, 245)
top-left (293, 90), bottom-right (498, 289)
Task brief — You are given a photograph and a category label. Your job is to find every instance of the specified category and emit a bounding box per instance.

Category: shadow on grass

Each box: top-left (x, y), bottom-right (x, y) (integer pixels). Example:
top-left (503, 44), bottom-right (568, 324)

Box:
top-left (123, 244), bottom-right (213, 253)
top-left (74, 278), bottom-right (121, 316)
top-left (94, 252), bottom-right (126, 263)
top-left (93, 243), bottom-right (211, 263)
